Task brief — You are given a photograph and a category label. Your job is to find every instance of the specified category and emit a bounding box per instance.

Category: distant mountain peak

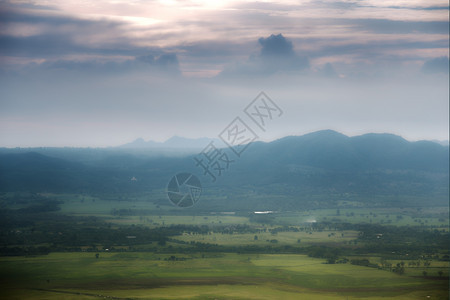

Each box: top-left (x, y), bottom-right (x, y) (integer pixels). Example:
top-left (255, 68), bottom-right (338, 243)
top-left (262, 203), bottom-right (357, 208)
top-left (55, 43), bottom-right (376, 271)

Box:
top-left (119, 131), bottom-right (446, 150)
top-left (131, 138), bottom-right (146, 144)
top-left (119, 136), bottom-right (219, 149)
top-left (164, 136), bottom-right (194, 143)
top-left (304, 130), bottom-right (348, 138)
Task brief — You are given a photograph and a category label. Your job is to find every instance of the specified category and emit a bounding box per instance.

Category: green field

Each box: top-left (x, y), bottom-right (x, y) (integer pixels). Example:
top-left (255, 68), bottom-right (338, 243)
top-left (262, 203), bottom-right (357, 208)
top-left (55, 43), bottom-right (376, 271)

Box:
top-left (1, 193), bottom-right (448, 299)
top-left (174, 230), bottom-right (359, 246)
top-left (1, 252), bottom-right (448, 300)
top-left (53, 195), bottom-right (449, 228)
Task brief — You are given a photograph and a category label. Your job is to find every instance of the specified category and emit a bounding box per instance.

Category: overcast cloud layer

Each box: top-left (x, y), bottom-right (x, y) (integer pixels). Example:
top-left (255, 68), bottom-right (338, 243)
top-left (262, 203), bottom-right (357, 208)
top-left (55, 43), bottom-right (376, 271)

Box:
top-left (0, 0), bottom-right (448, 147)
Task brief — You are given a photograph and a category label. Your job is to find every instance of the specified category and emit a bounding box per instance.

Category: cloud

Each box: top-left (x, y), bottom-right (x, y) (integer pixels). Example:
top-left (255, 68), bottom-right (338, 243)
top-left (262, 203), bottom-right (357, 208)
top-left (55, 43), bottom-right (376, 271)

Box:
top-left (346, 19), bottom-right (449, 35)
top-left (257, 34), bottom-right (309, 73)
top-left (12, 53), bottom-right (181, 76)
top-left (385, 5), bottom-right (450, 11)
top-left (421, 56), bottom-right (449, 74)
top-left (0, 4), bottom-right (179, 74)
top-left (317, 63), bottom-right (338, 78)
top-left (0, 5), bottom-right (160, 59)
top-left (151, 53), bottom-right (180, 70)
top-left (259, 34), bottom-right (295, 56)
top-left (134, 53), bottom-right (180, 73)
top-left (1, 1), bottom-right (447, 78)
top-left (294, 36), bottom-right (448, 77)
top-left (220, 34), bottom-right (309, 77)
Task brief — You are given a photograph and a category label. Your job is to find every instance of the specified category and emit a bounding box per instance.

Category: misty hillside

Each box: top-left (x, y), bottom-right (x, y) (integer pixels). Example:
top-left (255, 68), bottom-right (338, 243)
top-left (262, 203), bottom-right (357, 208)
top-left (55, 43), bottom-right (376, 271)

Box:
top-left (0, 130), bottom-right (448, 210)
top-left (120, 136), bottom-right (221, 150)
top-left (242, 130), bottom-right (448, 172)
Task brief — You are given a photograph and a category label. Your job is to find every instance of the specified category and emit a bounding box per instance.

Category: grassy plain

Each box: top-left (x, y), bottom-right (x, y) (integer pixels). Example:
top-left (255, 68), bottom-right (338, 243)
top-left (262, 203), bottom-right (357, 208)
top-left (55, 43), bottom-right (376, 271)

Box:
top-left (56, 195), bottom-right (449, 228)
top-left (1, 194), bottom-right (448, 299)
top-left (174, 230), bottom-right (359, 246)
top-left (1, 252), bottom-right (448, 300)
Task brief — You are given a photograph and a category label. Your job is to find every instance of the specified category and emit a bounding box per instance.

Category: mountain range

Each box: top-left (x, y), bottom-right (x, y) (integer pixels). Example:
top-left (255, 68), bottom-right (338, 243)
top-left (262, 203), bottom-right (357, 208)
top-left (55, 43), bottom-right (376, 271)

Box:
top-left (0, 130), bottom-right (448, 210)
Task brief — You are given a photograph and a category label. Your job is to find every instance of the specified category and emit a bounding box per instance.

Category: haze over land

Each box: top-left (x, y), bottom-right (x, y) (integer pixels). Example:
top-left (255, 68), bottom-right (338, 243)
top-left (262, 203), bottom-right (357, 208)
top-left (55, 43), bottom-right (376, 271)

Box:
top-left (1, 130), bottom-right (448, 210)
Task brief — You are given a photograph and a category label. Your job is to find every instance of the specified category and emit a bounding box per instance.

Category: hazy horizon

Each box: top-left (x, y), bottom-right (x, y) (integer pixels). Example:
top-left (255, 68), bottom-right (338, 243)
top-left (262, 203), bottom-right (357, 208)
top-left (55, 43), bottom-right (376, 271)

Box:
top-left (1, 129), bottom-right (449, 149)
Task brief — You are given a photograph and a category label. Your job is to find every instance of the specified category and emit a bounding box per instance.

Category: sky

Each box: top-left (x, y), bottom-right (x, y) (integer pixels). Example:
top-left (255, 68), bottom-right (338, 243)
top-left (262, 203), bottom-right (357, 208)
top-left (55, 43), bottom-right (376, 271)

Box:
top-left (0, 0), bottom-right (448, 147)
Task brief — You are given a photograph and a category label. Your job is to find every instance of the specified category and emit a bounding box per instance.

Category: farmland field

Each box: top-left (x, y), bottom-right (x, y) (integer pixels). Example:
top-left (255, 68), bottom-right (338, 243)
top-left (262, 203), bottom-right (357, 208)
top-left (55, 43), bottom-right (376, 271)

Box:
top-left (1, 252), bottom-right (448, 300)
top-left (0, 193), bottom-right (448, 299)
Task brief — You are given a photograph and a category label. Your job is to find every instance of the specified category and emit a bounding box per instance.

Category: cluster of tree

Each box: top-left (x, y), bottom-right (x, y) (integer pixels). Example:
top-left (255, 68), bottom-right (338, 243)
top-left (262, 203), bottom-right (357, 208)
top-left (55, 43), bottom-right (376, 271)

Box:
top-left (1, 204), bottom-right (449, 269)
top-left (268, 226), bottom-right (300, 234)
top-left (0, 246), bottom-right (51, 256)
top-left (110, 208), bottom-right (158, 216)
top-left (355, 223), bottom-right (449, 257)
top-left (392, 262), bottom-right (405, 275)
top-left (350, 259), bottom-right (379, 268)
top-left (0, 192), bottom-right (49, 205)
top-left (15, 199), bottom-right (63, 213)
top-left (306, 246), bottom-right (342, 264)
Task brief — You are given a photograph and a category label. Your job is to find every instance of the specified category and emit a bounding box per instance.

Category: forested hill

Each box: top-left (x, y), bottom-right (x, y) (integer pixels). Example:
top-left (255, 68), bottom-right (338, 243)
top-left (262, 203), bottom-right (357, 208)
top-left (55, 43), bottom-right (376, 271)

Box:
top-left (241, 130), bottom-right (448, 172)
top-left (0, 130), bottom-right (448, 209)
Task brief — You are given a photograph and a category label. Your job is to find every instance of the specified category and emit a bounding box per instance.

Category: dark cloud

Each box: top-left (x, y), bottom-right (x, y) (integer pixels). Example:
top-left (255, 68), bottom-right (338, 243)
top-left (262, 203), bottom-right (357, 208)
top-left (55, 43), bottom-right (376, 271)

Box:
top-left (317, 1), bottom-right (360, 10)
top-left (229, 2), bottom-right (448, 35)
top-left (387, 5), bottom-right (450, 11)
top-left (136, 53), bottom-right (180, 74)
top-left (220, 34), bottom-right (309, 77)
top-left (421, 57), bottom-right (449, 74)
top-left (258, 34), bottom-right (294, 56)
top-left (294, 37), bottom-right (448, 61)
top-left (318, 63), bottom-right (338, 78)
top-left (3, 53), bottom-right (181, 76)
top-left (232, 1), bottom-right (359, 13)
top-left (0, 1), bottom-right (58, 11)
top-left (341, 19), bottom-right (449, 35)
top-left (176, 40), bottom-right (249, 58)
top-left (0, 35), bottom-right (85, 57)
top-left (0, 7), bottom-right (159, 58)
top-left (231, 1), bottom-right (300, 11)
top-left (0, 4), bottom-right (182, 75)
top-left (0, 8), bottom-right (86, 25)
top-left (322, 2), bottom-right (449, 11)
top-left (257, 34), bottom-right (309, 73)
top-left (153, 53), bottom-right (179, 68)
